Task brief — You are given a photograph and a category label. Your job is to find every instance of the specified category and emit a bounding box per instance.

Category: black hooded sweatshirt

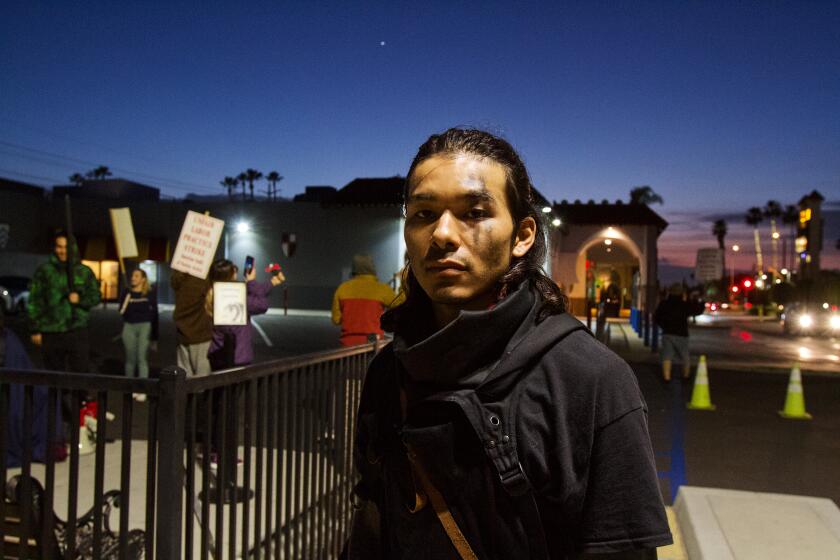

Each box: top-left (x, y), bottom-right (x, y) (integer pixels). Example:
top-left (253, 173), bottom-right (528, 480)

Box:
top-left (347, 283), bottom-right (672, 559)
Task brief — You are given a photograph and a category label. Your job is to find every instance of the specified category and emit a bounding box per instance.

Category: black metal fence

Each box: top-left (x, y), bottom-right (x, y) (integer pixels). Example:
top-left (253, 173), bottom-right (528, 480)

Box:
top-left (0, 343), bottom-right (376, 559)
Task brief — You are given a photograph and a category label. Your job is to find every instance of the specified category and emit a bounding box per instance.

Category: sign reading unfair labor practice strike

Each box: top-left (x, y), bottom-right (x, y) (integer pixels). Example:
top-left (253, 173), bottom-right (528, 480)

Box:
top-left (171, 211), bottom-right (225, 279)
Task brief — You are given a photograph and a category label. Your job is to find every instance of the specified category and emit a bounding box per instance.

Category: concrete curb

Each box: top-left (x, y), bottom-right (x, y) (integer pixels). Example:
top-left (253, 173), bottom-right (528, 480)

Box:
top-left (675, 486), bottom-right (840, 559)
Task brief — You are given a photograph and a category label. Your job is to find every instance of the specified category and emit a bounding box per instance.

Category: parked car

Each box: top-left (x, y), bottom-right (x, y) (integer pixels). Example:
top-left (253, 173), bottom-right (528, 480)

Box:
top-left (0, 276), bottom-right (31, 315)
top-left (781, 302), bottom-right (840, 336)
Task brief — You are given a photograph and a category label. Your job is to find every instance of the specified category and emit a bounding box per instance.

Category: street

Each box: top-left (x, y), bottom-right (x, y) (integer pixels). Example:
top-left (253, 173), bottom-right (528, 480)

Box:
top-left (611, 312), bottom-right (840, 375)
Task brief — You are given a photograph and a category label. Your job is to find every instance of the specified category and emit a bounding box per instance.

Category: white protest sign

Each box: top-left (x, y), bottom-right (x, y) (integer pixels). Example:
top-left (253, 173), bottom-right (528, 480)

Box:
top-left (109, 208), bottom-right (138, 259)
top-left (213, 282), bottom-right (247, 326)
top-left (171, 211), bottom-right (225, 279)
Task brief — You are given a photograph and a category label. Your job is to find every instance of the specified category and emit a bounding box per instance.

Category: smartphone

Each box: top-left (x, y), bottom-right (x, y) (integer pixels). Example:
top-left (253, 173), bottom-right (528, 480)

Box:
top-left (244, 255), bottom-right (255, 276)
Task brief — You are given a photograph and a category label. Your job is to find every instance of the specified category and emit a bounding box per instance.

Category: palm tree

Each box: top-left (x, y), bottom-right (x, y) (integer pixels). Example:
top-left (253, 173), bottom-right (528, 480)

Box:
top-left (712, 219), bottom-right (728, 283)
top-left (628, 186), bottom-right (663, 205)
top-left (220, 176), bottom-right (238, 200)
top-left (782, 204), bottom-right (799, 272)
top-left (86, 165), bottom-right (112, 180)
top-left (68, 173), bottom-right (85, 186)
top-left (764, 200), bottom-right (782, 272)
top-left (712, 219), bottom-right (727, 249)
top-left (237, 172), bottom-right (248, 201)
top-left (244, 168), bottom-right (263, 201)
top-left (745, 207), bottom-right (764, 274)
top-left (265, 171), bottom-right (283, 200)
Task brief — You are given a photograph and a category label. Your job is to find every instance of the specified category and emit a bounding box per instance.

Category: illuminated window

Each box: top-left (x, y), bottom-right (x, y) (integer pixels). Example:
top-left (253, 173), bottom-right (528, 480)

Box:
top-left (795, 236), bottom-right (808, 253)
top-left (799, 208), bottom-right (811, 225)
top-left (82, 259), bottom-right (119, 300)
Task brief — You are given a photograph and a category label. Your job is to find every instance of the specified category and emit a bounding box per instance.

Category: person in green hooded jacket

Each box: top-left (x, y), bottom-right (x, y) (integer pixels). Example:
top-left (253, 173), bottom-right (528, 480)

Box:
top-left (28, 231), bottom-right (101, 373)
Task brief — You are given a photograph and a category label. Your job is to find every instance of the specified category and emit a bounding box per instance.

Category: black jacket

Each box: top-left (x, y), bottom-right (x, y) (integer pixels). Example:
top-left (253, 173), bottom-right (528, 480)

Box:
top-left (654, 295), bottom-right (705, 337)
top-left (347, 284), bottom-right (671, 559)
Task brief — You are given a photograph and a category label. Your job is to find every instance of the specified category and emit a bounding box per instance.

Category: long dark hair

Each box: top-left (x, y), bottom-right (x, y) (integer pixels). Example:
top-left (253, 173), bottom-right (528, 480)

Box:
top-left (394, 127), bottom-right (567, 324)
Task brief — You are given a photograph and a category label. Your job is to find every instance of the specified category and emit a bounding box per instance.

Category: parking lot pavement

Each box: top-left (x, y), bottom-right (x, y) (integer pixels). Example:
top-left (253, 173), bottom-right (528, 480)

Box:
top-left (3, 306), bottom-right (343, 375)
top-left (633, 361), bottom-right (840, 508)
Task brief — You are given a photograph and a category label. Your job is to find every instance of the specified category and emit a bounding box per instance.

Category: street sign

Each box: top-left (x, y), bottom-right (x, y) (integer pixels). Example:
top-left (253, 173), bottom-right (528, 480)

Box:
top-left (171, 211), bottom-right (225, 279)
top-left (695, 247), bottom-right (724, 283)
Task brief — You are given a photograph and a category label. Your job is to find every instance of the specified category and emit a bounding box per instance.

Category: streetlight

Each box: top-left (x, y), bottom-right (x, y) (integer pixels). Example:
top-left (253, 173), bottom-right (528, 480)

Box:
top-left (730, 244), bottom-right (740, 289)
top-left (542, 206), bottom-right (552, 213)
top-left (224, 219), bottom-right (252, 258)
top-left (551, 217), bottom-right (561, 227)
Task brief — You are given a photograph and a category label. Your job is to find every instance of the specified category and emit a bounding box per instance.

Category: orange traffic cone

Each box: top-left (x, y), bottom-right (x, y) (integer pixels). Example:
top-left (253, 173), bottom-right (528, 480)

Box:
top-left (778, 363), bottom-right (812, 420)
top-left (687, 355), bottom-right (716, 410)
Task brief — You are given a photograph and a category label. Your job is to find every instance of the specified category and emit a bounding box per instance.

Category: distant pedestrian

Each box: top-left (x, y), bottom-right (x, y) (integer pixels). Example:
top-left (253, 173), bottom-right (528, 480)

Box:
top-left (654, 283), bottom-right (705, 382)
top-left (205, 258), bottom-right (284, 370)
top-left (119, 268), bottom-right (159, 401)
top-left (171, 269), bottom-right (212, 376)
top-left (28, 230), bottom-right (101, 373)
top-left (331, 255), bottom-right (397, 346)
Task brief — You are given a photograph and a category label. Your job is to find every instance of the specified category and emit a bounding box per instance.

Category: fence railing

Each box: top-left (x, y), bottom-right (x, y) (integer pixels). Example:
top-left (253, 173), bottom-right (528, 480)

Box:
top-left (0, 343), bottom-right (377, 559)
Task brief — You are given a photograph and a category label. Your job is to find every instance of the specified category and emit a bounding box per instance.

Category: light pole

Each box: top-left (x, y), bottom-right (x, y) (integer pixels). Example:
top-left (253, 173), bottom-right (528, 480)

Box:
top-left (730, 244), bottom-right (740, 290)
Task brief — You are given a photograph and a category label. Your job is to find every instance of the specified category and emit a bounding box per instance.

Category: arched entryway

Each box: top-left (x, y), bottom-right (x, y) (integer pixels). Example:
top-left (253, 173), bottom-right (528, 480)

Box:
top-left (582, 237), bottom-right (640, 318)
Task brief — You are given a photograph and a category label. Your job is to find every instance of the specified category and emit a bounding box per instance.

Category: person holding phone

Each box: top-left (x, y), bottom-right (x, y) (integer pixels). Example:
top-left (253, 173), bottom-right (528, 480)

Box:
top-left (201, 257), bottom-right (285, 503)
top-left (205, 257), bottom-right (285, 370)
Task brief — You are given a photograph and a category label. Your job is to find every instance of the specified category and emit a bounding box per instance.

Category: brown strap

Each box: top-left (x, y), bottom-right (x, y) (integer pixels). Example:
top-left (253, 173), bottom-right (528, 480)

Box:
top-left (408, 451), bottom-right (479, 560)
top-left (400, 388), bottom-right (478, 560)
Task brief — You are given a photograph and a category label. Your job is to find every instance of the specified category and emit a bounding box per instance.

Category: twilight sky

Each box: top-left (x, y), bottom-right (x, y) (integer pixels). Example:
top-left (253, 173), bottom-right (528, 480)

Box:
top-left (1, 1), bottom-right (838, 273)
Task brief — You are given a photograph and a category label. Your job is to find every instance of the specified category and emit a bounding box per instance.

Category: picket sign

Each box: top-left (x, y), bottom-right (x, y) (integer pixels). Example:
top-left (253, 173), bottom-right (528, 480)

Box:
top-left (170, 210), bottom-right (225, 279)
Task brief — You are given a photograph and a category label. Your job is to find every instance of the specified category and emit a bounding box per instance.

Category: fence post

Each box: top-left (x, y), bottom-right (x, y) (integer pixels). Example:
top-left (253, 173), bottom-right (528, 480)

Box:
top-left (155, 366), bottom-right (187, 559)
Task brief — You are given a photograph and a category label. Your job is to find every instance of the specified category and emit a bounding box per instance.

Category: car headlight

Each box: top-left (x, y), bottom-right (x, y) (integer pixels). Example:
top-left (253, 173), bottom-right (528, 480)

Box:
top-left (798, 314), bottom-right (814, 328)
top-left (830, 315), bottom-right (840, 330)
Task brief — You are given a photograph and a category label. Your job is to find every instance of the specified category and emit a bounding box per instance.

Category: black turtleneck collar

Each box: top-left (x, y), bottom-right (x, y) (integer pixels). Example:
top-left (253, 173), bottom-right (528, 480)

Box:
top-left (392, 282), bottom-right (535, 386)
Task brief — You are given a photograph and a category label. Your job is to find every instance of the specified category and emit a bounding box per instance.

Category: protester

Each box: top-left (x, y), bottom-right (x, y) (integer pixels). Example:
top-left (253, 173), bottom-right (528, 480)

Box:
top-left (344, 128), bottom-right (671, 559)
top-left (171, 269), bottom-right (212, 376)
top-left (28, 230), bottom-right (101, 372)
top-left (654, 283), bottom-right (706, 382)
top-left (205, 258), bottom-right (285, 370)
top-left (199, 258), bottom-right (284, 504)
top-left (331, 254), bottom-right (397, 346)
top-left (119, 268), bottom-right (159, 401)
top-left (3, 307), bottom-right (66, 466)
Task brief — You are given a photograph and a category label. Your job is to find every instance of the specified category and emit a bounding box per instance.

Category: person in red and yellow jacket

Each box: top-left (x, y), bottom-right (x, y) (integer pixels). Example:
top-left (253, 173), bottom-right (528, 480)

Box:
top-left (332, 255), bottom-right (397, 346)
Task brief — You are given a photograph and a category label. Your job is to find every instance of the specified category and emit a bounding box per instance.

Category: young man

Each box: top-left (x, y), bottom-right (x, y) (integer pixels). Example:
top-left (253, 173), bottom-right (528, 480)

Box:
top-left (28, 231), bottom-right (101, 373)
top-left (654, 283), bottom-right (705, 382)
top-left (346, 129), bottom-right (671, 559)
top-left (331, 254), bottom-right (397, 346)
